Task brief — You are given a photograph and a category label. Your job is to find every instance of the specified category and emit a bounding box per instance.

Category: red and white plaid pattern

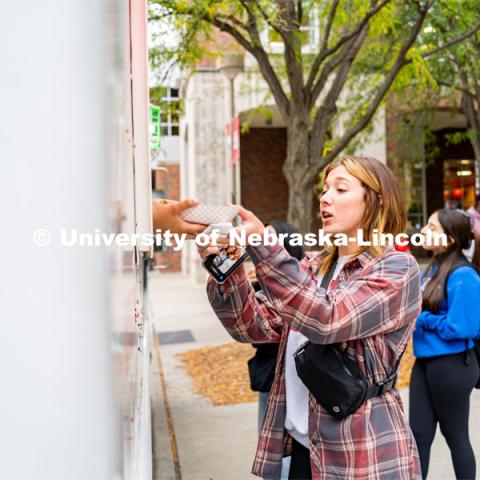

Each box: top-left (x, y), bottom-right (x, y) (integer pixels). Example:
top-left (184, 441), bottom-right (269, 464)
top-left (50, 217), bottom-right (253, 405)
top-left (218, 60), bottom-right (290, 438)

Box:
top-left (207, 245), bottom-right (422, 479)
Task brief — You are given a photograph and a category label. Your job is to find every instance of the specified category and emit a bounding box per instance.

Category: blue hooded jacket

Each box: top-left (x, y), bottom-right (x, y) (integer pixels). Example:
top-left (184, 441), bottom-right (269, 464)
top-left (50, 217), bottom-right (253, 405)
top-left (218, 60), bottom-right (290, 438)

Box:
top-left (413, 262), bottom-right (480, 358)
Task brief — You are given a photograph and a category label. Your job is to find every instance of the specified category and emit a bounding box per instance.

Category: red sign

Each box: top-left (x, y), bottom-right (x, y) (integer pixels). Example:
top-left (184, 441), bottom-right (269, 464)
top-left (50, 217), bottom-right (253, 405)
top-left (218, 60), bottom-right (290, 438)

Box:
top-left (226, 116), bottom-right (240, 166)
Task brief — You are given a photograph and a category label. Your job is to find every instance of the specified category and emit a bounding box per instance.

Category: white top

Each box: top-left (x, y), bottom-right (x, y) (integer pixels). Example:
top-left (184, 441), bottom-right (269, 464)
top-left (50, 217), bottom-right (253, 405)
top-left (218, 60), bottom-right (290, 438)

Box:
top-left (285, 255), bottom-right (352, 448)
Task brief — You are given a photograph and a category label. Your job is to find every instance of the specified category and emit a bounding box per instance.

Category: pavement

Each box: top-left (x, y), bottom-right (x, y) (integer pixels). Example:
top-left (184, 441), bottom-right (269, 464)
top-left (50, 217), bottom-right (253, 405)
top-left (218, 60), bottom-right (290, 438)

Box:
top-left (149, 271), bottom-right (480, 480)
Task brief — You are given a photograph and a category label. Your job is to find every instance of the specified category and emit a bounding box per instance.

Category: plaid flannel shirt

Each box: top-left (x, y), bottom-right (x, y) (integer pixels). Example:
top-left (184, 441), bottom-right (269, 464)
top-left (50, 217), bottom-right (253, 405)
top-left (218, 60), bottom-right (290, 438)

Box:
top-left (207, 244), bottom-right (422, 479)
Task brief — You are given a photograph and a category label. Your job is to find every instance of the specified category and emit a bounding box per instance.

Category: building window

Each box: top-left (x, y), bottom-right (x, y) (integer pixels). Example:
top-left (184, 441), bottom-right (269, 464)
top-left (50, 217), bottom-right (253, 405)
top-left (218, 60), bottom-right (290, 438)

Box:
top-left (443, 159), bottom-right (476, 209)
top-left (159, 87), bottom-right (179, 137)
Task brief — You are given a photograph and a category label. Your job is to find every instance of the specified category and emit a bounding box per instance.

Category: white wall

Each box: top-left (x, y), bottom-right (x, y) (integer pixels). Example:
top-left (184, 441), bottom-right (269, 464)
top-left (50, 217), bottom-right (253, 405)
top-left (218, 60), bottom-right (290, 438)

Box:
top-left (352, 108), bottom-right (387, 164)
top-left (153, 136), bottom-right (181, 164)
top-left (0, 1), bottom-right (119, 479)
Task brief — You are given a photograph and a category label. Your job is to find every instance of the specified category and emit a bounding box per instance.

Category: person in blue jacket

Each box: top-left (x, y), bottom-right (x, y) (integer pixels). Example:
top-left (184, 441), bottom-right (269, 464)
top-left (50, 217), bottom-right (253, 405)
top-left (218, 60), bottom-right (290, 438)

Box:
top-left (410, 208), bottom-right (480, 480)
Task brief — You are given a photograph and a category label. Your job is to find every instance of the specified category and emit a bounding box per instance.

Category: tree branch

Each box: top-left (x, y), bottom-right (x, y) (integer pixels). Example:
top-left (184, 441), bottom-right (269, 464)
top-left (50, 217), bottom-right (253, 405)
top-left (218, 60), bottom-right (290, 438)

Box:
top-left (443, 50), bottom-right (480, 100)
top-left (249, 1), bottom-right (304, 109)
top-left (149, 13), bottom-right (175, 21)
top-left (305, 0), bottom-right (391, 94)
top-left (297, 0), bottom-right (303, 25)
top-left (318, 0), bottom-right (340, 59)
top-left (210, 16), bottom-right (253, 50)
top-left (309, 29), bottom-right (365, 108)
top-left (216, 13), bottom-right (251, 33)
top-left (322, 28), bottom-right (369, 117)
top-left (474, 71), bottom-right (480, 102)
top-left (210, 13), bottom-right (288, 117)
top-left (422, 22), bottom-right (480, 59)
top-left (322, 0), bottom-right (434, 165)
top-left (281, 0), bottom-right (305, 106)
top-left (309, 27), bottom-right (369, 164)
top-left (252, 0), bottom-right (288, 40)
top-left (436, 78), bottom-right (476, 100)
top-left (240, 0), bottom-right (301, 113)
top-left (235, 0), bottom-right (291, 118)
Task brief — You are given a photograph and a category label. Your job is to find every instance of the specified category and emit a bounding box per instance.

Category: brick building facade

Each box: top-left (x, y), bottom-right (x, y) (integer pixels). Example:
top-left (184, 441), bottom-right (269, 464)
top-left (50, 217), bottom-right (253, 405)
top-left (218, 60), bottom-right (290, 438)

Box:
top-left (152, 163), bottom-right (182, 272)
top-left (240, 128), bottom-right (288, 223)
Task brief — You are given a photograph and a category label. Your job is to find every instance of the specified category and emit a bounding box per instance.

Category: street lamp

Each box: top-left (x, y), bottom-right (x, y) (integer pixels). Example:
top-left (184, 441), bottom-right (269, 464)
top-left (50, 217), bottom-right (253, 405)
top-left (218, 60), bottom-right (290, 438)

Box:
top-left (217, 53), bottom-right (244, 205)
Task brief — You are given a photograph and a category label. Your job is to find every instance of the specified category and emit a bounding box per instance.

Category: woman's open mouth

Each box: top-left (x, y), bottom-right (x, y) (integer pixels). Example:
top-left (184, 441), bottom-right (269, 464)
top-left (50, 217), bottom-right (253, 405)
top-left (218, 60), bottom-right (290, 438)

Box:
top-left (321, 211), bottom-right (334, 222)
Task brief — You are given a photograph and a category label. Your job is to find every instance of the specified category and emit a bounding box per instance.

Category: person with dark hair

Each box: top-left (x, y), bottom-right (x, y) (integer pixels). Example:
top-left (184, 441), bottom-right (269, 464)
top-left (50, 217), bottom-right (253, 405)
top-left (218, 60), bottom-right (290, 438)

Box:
top-left (266, 221), bottom-right (306, 263)
top-left (410, 208), bottom-right (480, 480)
top-left (467, 193), bottom-right (480, 233)
top-left (247, 221), bottom-right (305, 480)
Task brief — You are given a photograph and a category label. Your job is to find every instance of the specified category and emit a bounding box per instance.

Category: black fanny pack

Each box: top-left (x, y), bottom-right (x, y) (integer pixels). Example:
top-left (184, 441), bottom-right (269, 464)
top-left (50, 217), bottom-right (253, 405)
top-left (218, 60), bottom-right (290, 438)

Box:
top-left (294, 261), bottom-right (401, 419)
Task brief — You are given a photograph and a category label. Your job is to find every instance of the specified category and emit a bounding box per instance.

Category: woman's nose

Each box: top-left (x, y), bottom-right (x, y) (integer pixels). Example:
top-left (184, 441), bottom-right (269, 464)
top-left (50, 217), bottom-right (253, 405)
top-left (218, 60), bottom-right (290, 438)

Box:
top-left (319, 193), bottom-right (332, 205)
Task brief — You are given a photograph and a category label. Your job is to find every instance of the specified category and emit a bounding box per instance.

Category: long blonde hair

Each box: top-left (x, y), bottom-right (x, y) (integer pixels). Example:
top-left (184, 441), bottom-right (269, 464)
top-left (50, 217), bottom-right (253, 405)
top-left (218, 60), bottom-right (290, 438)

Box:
top-left (319, 156), bottom-right (407, 274)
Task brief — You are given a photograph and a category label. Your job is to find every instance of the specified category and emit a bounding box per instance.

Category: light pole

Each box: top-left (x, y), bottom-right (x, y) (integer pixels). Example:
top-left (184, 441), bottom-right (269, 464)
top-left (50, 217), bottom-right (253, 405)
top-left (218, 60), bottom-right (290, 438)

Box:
top-left (217, 54), bottom-right (244, 205)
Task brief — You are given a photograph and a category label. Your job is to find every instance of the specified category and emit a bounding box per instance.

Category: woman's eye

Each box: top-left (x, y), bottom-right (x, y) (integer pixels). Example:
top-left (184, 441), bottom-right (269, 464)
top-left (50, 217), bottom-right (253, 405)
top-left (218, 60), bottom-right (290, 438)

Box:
top-left (337, 188), bottom-right (346, 193)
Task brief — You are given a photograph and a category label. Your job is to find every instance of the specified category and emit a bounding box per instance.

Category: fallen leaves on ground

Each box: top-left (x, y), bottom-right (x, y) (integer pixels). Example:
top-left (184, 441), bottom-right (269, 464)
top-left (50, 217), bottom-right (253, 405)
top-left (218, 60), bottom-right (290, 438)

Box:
top-left (397, 340), bottom-right (414, 389)
top-left (177, 341), bottom-right (414, 407)
top-left (177, 343), bottom-right (257, 406)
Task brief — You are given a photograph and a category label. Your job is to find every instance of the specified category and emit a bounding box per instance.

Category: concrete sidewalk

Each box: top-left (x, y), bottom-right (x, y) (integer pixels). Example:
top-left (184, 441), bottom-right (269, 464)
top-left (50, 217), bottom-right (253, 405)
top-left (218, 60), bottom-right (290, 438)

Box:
top-left (150, 272), bottom-right (480, 480)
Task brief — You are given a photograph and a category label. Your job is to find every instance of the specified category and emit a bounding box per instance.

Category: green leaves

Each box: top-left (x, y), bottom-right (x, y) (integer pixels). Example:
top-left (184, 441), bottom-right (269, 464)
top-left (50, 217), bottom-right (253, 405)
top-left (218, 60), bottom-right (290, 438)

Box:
top-left (149, 0), bottom-right (479, 170)
top-left (389, 0), bottom-right (480, 165)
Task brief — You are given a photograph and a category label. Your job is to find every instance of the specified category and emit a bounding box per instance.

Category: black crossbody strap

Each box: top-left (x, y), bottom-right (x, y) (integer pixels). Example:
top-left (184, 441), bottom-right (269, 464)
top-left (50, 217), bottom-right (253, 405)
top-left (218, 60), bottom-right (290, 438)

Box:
top-left (365, 368), bottom-right (399, 399)
top-left (365, 336), bottom-right (409, 399)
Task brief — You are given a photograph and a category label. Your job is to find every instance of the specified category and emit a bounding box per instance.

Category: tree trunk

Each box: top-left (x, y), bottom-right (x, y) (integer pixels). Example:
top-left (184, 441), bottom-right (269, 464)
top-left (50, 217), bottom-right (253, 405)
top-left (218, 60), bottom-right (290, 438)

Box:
top-left (285, 173), bottom-right (316, 234)
top-left (283, 113), bottom-right (319, 234)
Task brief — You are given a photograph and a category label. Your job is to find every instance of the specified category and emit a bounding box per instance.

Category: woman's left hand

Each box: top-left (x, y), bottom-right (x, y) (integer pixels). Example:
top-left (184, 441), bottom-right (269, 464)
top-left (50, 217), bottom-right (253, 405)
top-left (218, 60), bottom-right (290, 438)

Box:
top-left (233, 205), bottom-right (265, 240)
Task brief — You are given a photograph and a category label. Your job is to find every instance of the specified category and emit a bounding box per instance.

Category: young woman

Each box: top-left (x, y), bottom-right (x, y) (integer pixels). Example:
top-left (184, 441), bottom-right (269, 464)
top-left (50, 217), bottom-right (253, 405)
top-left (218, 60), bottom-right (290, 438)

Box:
top-left (199, 156), bottom-right (422, 479)
top-left (409, 209), bottom-right (480, 480)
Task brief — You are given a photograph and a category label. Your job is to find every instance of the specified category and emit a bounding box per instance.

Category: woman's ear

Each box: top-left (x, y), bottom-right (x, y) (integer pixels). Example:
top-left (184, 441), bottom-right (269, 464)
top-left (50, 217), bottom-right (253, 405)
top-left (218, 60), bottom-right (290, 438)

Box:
top-left (378, 194), bottom-right (383, 206)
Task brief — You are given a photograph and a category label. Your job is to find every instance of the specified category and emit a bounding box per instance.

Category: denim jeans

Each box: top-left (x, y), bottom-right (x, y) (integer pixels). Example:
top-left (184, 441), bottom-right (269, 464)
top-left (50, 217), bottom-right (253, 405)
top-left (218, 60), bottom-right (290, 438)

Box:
top-left (258, 391), bottom-right (291, 480)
